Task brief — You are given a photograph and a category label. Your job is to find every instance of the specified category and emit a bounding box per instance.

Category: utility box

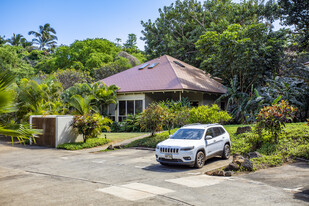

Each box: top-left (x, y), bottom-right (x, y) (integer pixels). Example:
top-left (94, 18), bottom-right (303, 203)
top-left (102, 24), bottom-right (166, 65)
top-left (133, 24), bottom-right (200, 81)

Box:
top-left (30, 115), bottom-right (82, 148)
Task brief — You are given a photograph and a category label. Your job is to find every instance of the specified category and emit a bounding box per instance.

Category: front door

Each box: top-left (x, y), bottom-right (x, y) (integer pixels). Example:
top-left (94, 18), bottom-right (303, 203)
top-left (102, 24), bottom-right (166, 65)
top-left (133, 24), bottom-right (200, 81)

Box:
top-left (205, 128), bottom-right (222, 156)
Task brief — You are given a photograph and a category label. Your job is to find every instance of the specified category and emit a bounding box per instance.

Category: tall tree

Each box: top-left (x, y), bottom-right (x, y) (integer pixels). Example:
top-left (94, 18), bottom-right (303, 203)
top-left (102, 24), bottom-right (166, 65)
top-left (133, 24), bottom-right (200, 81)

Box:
top-left (278, 0), bottom-right (309, 51)
top-left (28, 23), bottom-right (58, 50)
top-left (195, 23), bottom-right (286, 93)
top-left (7, 33), bottom-right (32, 48)
top-left (0, 35), bottom-right (6, 46)
top-left (141, 0), bottom-right (261, 66)
top-left (7, 33), bottom-right (24, 46)
top-left (123, 33), bottom-right (138, 52)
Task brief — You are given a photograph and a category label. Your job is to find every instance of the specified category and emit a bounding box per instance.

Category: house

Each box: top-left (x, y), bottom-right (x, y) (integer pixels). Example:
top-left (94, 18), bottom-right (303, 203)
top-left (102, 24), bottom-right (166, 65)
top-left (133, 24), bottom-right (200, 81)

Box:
top-left (100, 55), bottom-right (226, 122)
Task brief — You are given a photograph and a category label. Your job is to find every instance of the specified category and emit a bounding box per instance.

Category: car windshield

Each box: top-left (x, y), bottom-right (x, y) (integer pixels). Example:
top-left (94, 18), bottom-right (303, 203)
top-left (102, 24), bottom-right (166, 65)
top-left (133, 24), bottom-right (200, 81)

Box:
top-left (170, 129), bottom-right (204, 140)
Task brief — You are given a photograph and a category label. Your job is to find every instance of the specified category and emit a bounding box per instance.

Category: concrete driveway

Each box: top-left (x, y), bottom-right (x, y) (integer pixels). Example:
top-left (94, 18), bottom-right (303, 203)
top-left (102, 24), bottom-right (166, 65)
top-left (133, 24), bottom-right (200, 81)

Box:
top-left (0, 142), bottom-right (308, 206)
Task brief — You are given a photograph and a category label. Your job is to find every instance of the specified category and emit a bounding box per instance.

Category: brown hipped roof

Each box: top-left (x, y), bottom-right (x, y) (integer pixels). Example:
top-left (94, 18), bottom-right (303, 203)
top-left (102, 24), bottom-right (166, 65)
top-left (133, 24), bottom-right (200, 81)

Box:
top-left (100, 55), bottom-right (226, 94)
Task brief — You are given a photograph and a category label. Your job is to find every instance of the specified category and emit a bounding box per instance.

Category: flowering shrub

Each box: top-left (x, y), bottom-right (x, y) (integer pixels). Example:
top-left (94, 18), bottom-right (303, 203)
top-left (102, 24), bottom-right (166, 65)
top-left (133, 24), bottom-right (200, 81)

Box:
top-left (256, 100), bottom-right (297, 143)
top-left (72, 114), bottom-right (112, 142)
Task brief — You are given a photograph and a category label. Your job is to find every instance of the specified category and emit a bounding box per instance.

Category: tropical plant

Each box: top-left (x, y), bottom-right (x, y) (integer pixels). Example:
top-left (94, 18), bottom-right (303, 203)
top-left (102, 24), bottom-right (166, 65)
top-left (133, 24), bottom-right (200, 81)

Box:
top-left (256, 100), bottom-right (298, 143)
top-left (68, 95), bottom-right (95, 115)
top-left (0, 71), bottom-right (41, 143)
top-left (123, 114), bottom-right (141, 132)
top-left (16, 78), bottom-right (64, 122)
top-left (28, 23), bottom-right (58, 50)
top-left (62, 82), bottom-right (118, 116)
top-left (72, 114), bottom-right (112, 142)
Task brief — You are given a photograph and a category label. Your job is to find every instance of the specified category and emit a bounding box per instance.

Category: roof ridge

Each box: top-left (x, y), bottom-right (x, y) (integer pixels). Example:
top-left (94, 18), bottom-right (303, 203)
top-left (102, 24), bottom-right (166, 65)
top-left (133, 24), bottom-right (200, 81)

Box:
top-left (165, 55), bottom-right (185, 90)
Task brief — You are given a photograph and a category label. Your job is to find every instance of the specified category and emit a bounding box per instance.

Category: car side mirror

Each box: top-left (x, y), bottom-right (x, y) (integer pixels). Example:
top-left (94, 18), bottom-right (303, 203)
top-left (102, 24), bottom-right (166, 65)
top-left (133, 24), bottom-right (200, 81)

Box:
top-left (205, 135), bottom-right (212, 140)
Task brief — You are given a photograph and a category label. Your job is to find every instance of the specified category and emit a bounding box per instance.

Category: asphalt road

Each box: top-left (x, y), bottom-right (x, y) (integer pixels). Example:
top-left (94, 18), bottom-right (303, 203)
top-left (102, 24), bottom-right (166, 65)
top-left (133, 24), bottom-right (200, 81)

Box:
top-left (0, 142), bottom-right (308, 206)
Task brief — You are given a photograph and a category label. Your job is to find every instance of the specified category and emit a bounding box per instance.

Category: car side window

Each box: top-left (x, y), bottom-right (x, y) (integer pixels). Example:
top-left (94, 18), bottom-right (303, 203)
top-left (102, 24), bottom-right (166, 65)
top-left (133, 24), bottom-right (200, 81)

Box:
top-left (219, 127), bottom-right (226, 134)
top-left (205, 128), bottom-right (214, 137)
top-left (213, 127), bottom-right (222, 137)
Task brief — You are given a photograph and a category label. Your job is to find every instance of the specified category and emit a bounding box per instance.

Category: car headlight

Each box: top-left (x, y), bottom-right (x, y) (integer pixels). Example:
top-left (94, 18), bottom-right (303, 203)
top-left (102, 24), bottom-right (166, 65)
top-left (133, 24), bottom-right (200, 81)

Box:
top-left (156, 145), bottom-right (160, 149)
top-left (180, 146), bottom-right (194, 151)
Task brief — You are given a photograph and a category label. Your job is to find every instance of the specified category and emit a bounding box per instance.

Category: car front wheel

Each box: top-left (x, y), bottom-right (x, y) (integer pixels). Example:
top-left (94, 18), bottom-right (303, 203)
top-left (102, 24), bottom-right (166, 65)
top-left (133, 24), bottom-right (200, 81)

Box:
top-left (194, 151), bottom-right (205, 168)
top-left (222, 144), bottom-right (230, 159)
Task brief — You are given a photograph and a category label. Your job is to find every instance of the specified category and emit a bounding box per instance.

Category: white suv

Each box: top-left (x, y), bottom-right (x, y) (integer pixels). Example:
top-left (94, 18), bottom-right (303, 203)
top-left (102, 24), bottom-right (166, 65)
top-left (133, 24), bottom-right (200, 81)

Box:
top-left (155, 124), bottom-right (231, 168)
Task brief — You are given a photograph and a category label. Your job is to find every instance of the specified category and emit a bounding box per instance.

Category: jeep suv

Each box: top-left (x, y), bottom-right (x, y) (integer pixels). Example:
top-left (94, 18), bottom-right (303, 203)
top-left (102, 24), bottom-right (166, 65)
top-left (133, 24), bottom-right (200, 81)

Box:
top-left (155, 124), bottom-right (231, 168)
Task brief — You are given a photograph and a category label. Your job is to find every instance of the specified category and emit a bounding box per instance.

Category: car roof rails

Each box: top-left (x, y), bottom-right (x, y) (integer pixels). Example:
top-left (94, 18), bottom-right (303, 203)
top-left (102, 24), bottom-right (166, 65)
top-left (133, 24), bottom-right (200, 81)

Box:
top-left (182, 123), bottom-right (201, 127)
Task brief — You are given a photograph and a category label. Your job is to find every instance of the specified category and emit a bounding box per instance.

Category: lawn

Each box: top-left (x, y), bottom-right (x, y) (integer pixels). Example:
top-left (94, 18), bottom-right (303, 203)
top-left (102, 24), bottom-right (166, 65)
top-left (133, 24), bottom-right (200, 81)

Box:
top-left (99, 132), bottom-right (148, 144)
top-left (57, 132), bottom-right (147, 150)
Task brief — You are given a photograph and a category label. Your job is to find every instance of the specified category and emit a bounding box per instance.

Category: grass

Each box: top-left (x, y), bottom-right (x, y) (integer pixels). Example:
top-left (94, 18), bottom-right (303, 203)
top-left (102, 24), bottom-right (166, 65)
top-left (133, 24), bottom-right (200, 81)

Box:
top-left (99, 132), bottom-right (148, 144)
top-left (126, 123), bottom-right (309, 170)
top-left (57, 138), bottom-right (110, 150)
top-left (57, 132), bottom-right (147, 150)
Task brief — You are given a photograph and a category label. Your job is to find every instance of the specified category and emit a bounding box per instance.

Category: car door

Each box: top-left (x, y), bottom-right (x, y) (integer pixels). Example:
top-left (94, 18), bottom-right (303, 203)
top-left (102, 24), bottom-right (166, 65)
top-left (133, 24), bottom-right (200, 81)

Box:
top-left (212, 127), bottom-right (225, 152)
top-left (205, 127), bottom-right (221, 156)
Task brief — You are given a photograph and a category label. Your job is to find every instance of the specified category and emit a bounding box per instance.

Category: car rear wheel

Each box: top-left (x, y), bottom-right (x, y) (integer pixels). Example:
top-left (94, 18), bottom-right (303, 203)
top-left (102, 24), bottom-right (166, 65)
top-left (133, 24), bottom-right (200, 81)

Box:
top-left (194, 151), bottom-right (205, 168)
top-left (222, 144), bottom-right (230, 159)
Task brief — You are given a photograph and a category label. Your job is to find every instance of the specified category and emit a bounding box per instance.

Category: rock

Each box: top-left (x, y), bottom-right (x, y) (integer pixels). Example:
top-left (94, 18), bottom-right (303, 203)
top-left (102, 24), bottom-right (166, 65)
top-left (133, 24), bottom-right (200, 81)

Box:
top-left (114, 145), bottom-right (123, 149)
top-left (117, 51), bottom-right (141, 67)
top-left (241, 159), bottom-right (254, 171)
top-left (224, 171), bottom-right (233, 176)
top-left (233, 154), bottom-right (245, 165)
top-left (225, 162), bottom-right (240, 171)
top-left (247, 151), bottom-right (263, 159)
top-left (211, 170), bottom-right (225, 176)
top-left (236, 126), bottom-right (252, 135)
top-left (107, 145), bottom-right (114, 150)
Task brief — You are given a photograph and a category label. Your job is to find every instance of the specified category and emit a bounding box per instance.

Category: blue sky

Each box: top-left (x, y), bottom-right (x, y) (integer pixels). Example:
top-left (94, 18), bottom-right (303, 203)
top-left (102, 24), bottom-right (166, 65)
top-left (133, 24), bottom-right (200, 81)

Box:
top-left (1, 0), bottom-right (279, 50)
top-left (0, 0), bottom-right (176, 49)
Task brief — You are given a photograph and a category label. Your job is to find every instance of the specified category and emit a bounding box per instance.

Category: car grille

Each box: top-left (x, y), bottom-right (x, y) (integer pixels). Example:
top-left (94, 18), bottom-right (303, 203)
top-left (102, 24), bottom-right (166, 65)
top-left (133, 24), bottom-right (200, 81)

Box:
top-left (159, 147), bottom-right (179, 154)
top-left (159, 158), bottom-right (182, 162)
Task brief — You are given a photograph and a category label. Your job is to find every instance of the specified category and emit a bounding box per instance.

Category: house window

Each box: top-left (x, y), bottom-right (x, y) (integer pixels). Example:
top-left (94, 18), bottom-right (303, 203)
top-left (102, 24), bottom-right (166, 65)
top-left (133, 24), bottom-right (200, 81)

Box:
top-left (190, 101), bottom-right (199, 107)
top-left (135, 100), bottom-right (143, 113)
top-left (118, 100), bottom-right (144, 122)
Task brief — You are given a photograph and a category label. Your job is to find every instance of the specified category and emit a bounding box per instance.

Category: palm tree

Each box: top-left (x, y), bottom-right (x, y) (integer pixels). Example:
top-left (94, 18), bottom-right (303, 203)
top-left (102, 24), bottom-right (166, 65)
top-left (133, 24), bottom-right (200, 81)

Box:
top-left (28, 23), bottom-right (58, 50)
top-left (0, 35), bottom-right (6, 46)
top-left (0, 71), bottom-right (40, 143)
top-left (69, 95), bottom-right (95, 115)
top-left (7, 33), bottom-right (24, 46)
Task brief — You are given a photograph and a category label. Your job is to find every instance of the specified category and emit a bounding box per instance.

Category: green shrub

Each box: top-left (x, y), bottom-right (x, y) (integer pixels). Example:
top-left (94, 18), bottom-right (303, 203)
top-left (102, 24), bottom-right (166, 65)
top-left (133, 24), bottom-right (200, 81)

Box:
top-left (189, 104), bottom-right (231, 124)
top-left (123, 114), bottom-right (141, 132)
top-left (139, 103), bottom-right (165, 136)
top-left (57, 138), bottom-right (110, 150)
top-left (72, 114), bottom-right (112, 142)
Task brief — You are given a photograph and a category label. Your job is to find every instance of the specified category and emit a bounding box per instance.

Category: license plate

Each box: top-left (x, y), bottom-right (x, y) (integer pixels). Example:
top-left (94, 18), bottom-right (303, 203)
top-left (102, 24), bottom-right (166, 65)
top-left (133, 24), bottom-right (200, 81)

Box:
top-left (165, 154), bottom-right (173, 159)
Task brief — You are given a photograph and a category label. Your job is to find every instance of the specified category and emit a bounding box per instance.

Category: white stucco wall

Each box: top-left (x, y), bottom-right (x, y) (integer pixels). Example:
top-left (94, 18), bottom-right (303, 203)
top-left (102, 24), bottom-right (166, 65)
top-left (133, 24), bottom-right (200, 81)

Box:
top-left (30, 115), bottom-right (83, 147)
